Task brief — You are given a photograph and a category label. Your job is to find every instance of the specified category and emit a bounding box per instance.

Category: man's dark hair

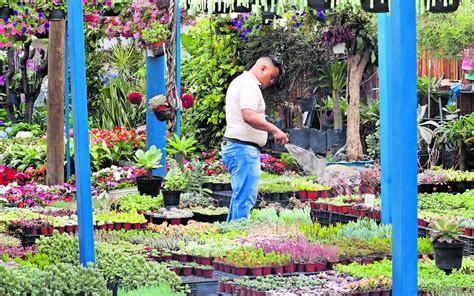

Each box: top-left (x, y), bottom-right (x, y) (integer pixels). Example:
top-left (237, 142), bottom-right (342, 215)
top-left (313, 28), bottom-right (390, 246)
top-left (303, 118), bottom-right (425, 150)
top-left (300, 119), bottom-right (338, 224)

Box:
top-left (267, 56), bottom-right (282, 71)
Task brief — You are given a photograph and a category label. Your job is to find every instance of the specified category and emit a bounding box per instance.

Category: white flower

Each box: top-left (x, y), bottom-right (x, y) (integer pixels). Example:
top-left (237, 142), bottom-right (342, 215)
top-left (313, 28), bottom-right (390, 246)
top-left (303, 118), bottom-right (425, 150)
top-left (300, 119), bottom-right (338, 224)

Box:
top-left (113, 171), bottom-right (121, 181)
top-left (15, 131), bottom-right (33, 138)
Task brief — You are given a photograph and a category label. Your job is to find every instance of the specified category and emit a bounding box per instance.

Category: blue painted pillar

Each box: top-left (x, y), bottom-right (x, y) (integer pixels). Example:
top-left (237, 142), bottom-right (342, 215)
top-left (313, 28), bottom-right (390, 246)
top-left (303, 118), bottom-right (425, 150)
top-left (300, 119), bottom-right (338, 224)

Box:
top-left (390, 0), bottom-right (418, 295)
top-left (175, 0), bottom-right (182, 138)
top-left (377, 13), bottom-right (392, 224)
top-left (64, 22), bottom-right (71, 180)
top-left (66, 0), bottom-right (95, 266)
top-left (146, 55), bottom-right (167, 177)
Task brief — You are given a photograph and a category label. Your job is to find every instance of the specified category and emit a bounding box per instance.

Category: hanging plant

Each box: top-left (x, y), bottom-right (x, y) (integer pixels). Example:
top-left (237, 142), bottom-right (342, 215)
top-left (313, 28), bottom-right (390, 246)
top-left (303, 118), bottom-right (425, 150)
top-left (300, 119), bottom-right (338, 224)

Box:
top-left (149, 95), bottom-right (177, 121)
top-left (426, 0), bottom-right (459, 13)
top-left (307, 0), bottom-right (337, 9)
top-left (360, 0), bottom-right (389, 13)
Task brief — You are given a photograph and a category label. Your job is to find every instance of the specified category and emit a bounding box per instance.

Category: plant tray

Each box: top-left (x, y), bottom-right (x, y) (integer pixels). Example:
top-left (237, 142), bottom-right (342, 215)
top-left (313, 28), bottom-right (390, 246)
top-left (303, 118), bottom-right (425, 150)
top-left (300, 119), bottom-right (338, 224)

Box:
top-left (192, 212), bottom-right (228, 223)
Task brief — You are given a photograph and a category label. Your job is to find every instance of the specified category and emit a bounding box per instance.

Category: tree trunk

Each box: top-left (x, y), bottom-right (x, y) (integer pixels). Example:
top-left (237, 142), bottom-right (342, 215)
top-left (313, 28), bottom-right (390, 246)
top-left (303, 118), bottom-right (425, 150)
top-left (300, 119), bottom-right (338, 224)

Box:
top-left (332, 90), bottom-right (343, 129)
top-left (46, 19), bottom-right (65, 185)
top-left (346, 51), bottom-right (370, 161)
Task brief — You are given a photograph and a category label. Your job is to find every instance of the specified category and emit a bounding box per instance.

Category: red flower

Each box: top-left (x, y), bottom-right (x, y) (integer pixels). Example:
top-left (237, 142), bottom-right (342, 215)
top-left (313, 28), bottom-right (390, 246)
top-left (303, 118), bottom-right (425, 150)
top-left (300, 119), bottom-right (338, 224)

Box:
top-left (181, 94), bottom-right (194, 109)
top-left (229, 24), bottom-right (234, 31)
top-left (127, 92), bottom-right (142, 105)
top-left (157, 105), bottom-right (169, 111)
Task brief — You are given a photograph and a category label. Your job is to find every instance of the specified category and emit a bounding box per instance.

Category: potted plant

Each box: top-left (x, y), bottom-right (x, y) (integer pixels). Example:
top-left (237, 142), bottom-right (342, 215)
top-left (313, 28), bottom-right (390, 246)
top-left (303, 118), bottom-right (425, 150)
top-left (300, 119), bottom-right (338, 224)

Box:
top-left (429, 218), bottom-right (465, 272)
top-left (426, 0), bottom-right (460, 13)
top-left (360, 0), bottom-right (389, 13)
top-left (133, 145), bottom-right (164, 197)
top-left (149, 94), bottom-right (177, 122)
top-left (141, 21), bottom-right (170, 57)
top-left (166, 134), bottom-right (197, 170)
top-left (162, 159), bottom-right (189, 207)
top-left (35, 0), bottom-right (67, 21)
top-left (102, 0), bottom-right (127, 16)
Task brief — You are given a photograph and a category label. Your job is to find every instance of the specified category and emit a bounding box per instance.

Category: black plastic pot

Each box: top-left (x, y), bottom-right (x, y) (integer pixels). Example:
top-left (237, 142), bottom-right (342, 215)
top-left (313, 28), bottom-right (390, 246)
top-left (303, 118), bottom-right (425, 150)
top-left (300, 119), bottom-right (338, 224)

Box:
top-left (418, 184), bottom-right (434, 194)
top-left (153, 109), bottom-right (172, 121)
top-left (136, 176), bottom-right (163, 197)
top-left (163, 190), bottom-right (181, 207)
top-left (106, 282), bottom-right (118, 296)
top-left (289, 128), bottom-right (310, 149)
top-left (48, 9), bottom-right (66, 21)
top-left (0, 6), bottom-right (13, 18)
top-left (427, 0), bottom-right (459, 13)
top-left (35, 32), bottom-right (49, 39)
top-left (307, 0), bottom-right (334, 9)
top-left (326, 128), bottom-right (346, 153)
top-left (433, 241), bottom-right (464, 271)
top-left (309, 129), bottom-right (327, 154)
top-left (360, 0), bottom-right (389, 13)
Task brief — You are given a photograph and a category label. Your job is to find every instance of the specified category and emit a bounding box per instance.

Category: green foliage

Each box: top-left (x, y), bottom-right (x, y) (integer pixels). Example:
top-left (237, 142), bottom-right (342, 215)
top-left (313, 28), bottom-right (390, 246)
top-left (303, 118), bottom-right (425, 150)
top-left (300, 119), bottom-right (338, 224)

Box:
top-left (280, 153), bottom-right (299, 171)
top-left (250, 207), bottom-right (312, 226)
top-left (0, 263), bottom-right (110, 295)
top-left (133, 145), bottom-right (163, 174)
top-left (141, 22), bottom-right (170, 44)
top-left (417, 5), bottom-right (474, 58)
top-left (181, 18), bottom-right (244, 150)
top-left (117, 193), bottom-right (164, 213)
top-left (429, 218), bottom-right (463, 243)
top-left (164, 159), bottom-right (189, 191)
top-left (14, 252), bottom-right (57, 270)
top-left (337, 218), bottom-right (392, 241)
top-left (166, 134), bottom-right (197, 169)
top-left (0, 122), bottom-right (44, 137)
top-left (118, 283), bottom-right (185, 296)
top-left (0, 139), bottom-right (47, 171)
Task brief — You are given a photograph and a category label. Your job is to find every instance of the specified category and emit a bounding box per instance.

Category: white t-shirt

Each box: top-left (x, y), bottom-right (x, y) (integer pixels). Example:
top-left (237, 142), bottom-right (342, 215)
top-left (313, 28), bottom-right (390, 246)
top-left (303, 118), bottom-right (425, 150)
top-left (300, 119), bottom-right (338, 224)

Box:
top-left (224, 71), bottom-right (268, 147)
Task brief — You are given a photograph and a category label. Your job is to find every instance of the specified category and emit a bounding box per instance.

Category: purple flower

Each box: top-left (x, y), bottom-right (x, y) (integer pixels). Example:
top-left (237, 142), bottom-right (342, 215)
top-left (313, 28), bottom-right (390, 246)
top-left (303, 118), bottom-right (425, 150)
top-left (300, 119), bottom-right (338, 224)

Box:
top-left (0, 75), bottom-right (5, 86)
top-left (38, 12), bottom-right (44, 19)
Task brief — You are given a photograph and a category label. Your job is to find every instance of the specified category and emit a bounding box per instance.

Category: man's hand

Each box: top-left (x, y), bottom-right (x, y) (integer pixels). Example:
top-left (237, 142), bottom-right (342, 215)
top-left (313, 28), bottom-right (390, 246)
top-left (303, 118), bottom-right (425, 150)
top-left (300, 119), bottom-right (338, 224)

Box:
top-left (272, 129), bottom-right (288, 145)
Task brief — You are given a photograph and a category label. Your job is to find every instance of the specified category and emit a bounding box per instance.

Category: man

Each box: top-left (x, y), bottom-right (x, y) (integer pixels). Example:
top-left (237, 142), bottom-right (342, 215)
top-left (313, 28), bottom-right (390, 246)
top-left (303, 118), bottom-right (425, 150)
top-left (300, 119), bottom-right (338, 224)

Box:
top-left (221, 56), bottom-right (289, 221)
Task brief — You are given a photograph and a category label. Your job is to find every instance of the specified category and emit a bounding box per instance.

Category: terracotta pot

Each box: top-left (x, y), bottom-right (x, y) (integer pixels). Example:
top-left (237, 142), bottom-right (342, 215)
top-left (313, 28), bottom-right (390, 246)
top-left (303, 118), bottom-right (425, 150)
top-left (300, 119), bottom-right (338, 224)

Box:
top-left (133, 223), bottom-right (141, 229)
top-left (218, 281), bottom-right (225, 292)
top-left (418, 218), bottom-right (427, 227)
top-left (195, 256), bottom-right (203, 264)
top-left (114, 223), bottom-right (122, 230)
top-left (212, 261), bottom-right (219, 269)
top-left (202, 268), bottom-right (214, 278)
top-left (57, 226), bottom-right (65, 234)
top-left (224, 282), bottom-right (232, 294)
top-left (298, 191), bottom-right (307, 199)
top-left (315, 261), bottom-right (326, 271)
top-left (181, 266), bottom-right (193, 276)
top-left (161, 255), bottom-right (172, 262)
top-left (235, 266), bottom-right (248, 276)
top-left (307, 191), bottom-right (317, 200)
top-left (194, 267), bottom-right (203, 277)
top-left (320, 203), bottom-right (328, 211)
top-left (201, 257), bottom-right (212, 265)
top-left (224, 264), bottom-right (231, 273)
top-left (273, 265), bottom-right (283, 274)
top-left (327, 204), bottom-right (335, 212)
top-left (40, 227), bottom-right (49, 235)
top-left (305, 262), bottom-right (316, 272)
top-left (48, 227), bottom-right (55, 234)
top-left (106, 223), bottom-right (114, 230)
top-left (380, 289), bottom-right (391, 296)
top-left (360, 209), bottom-right (367, 217)
top-left (66, 225), bottom-right (74, 233)
top-left (341, 205), bottom-right (350, 214)
top-left (122, 223), bottom-right (132, 230)
top-left (170, 267), bottom-right (180, 275)
top-left (262, 266), bottom-right (272, 275)
top-left (284, 263), bottom-right (295, 273)
top-left (464, 228), bottom-right (471, 236)
top-left (310, 202), bottom-right (317, 209)
top-left (320, 190), bottom-right (329, 198)
top-left (74, 225), bottom-right (79, 232)
top-left (250, 266), bottom-right (262, 276)
top-left (370, 290), bottom-right (381, 296)
top-left (296, 263), bottom-right (305, 272)
top-left (170, 218), bottom-right (181, 225)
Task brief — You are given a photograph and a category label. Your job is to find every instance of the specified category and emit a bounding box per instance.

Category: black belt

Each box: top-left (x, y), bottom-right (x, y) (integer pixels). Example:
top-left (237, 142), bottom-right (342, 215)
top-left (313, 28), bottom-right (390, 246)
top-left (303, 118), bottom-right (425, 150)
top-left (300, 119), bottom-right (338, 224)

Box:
top-left (223, 137), bottom-right (261, 151)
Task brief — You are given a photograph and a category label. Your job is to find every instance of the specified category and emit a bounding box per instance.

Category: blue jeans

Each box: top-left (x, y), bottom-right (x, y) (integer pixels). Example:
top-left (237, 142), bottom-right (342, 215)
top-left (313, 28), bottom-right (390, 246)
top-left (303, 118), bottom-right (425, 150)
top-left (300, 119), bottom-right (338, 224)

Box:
top-left (221, 141), bottom-right (261, 222)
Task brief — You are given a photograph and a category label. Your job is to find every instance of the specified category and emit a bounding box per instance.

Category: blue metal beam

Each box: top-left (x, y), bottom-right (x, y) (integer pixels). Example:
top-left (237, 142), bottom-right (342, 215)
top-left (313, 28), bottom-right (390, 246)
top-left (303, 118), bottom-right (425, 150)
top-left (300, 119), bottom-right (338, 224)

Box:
top-left (146, 55), bottom-right (167, 177)
top-left (390, 0), bottom-right (418, 294)
top-left (66, 0), bottom-right (95, 266)
top-left (175, 0), bottom-right (182, 138)
top-left (377, 13), bottom-right (392, 225)
top-left (64, 22), bottom-right (71, 180)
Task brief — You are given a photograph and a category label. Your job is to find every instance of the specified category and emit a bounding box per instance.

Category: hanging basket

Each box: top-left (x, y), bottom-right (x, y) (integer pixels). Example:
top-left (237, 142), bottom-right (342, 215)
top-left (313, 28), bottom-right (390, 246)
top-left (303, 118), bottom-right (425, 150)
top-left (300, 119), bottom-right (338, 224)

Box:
top-left (147, 41), bottom-right (165, 57)
top-left (426, 0), bottom-right (459, 13)
top-left (153, 108), bottom-right (173, 121)
top-left (307, 0), bottom-right (336, 9)
top-left (360, 0), bottom-right (389, 13)
top-left (0, 6), bottom-right (13, 18)
top-left (212, 1), bottom-right (252, 14)
top-left (47, 9), bottom-right (66, 21)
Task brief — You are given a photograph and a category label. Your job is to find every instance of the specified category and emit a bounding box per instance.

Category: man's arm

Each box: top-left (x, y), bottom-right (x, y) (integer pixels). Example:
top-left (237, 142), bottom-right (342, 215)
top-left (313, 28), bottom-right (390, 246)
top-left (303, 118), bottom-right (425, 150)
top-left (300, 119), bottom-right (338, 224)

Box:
top-left (241, 109), bottom-right (288, 144)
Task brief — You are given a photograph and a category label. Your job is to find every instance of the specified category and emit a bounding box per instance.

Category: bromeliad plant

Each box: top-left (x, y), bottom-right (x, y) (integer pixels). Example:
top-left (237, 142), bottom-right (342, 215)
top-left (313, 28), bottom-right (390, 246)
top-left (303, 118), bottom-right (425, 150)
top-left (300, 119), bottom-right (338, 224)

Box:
top-left (429, 218), bottom-right (463, 244)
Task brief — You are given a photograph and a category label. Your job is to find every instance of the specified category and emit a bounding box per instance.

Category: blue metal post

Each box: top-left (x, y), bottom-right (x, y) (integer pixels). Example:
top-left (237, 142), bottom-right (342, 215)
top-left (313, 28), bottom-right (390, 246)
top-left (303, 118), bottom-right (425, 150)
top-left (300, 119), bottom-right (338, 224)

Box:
top-left (66, 0), bottom-right (95, 266)
top-left (64, 22), bottom-right (71, 180)
top-left (146, 55), bottom-right (167, 177)
top-left (175, 0), bottom-right (182, 138)
top-left (390, 0), bottom-right (418, 294)
top-left (377, 13), bottom-right (392, 224)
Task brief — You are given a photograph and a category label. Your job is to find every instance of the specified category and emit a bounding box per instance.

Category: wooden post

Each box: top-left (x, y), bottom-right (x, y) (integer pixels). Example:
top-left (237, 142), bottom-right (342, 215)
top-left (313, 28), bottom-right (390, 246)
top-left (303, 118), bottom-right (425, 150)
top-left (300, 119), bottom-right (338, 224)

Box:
top-left (46, 19), bottom-right (66, 185)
